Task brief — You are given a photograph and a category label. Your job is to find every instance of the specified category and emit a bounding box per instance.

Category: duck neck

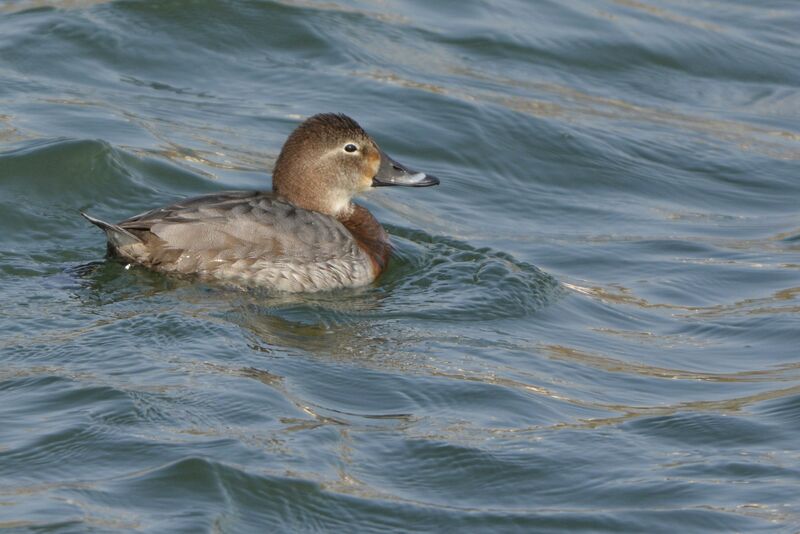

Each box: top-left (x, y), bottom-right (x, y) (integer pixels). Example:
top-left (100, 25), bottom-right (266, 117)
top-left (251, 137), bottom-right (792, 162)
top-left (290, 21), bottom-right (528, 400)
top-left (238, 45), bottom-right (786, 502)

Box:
top-left (272, 180), bottom-right (353, 218)
top-left (337, 204), bottom-right (392, 277)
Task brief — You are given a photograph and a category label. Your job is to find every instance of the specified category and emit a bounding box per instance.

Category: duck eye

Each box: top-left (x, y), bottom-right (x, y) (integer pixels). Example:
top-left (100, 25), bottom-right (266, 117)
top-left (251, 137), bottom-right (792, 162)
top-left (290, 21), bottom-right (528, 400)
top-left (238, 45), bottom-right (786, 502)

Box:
top-left (344, 143), bottom-right (358, 153)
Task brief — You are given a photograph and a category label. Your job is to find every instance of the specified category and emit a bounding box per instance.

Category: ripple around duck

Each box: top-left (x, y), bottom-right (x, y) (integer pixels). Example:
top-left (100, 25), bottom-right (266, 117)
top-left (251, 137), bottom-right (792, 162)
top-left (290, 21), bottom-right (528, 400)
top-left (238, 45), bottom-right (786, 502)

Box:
top-left (376, 227), bottom-right (563, 321)
top-left (0, 134), bottom-right (559, 325)
top-left (67, 228), bottom-right (561, 326)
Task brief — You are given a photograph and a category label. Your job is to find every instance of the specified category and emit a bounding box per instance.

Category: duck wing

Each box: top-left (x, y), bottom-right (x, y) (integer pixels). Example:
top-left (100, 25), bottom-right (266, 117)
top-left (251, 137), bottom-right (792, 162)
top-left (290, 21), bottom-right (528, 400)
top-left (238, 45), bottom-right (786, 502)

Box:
top-left (97, 192), bottom-right (365, 281)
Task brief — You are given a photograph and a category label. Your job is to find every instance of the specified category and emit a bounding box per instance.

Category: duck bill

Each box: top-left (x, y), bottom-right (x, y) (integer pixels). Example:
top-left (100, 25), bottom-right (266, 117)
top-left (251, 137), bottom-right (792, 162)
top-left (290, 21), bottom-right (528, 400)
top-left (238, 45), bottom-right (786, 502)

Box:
top-left (372, 151), bottom-right (440, 187)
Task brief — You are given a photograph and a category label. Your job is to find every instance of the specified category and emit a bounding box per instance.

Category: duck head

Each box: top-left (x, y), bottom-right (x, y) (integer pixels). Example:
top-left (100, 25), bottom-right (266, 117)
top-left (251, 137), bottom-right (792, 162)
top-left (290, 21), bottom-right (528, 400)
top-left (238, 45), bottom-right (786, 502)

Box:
top-left (271, 113), bottom-right (439, 217)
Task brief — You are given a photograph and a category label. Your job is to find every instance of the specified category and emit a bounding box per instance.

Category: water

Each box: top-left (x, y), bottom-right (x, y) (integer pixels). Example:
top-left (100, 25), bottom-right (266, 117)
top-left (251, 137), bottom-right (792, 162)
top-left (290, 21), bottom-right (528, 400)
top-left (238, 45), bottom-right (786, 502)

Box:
top-left (2, 0), bottom-right (799, 531)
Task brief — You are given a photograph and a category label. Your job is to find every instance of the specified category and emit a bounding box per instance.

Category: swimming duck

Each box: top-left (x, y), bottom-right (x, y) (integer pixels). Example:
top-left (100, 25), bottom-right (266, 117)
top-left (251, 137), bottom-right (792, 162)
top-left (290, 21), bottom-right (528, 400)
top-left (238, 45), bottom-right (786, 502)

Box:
top-left (82, 113), bottom-right (439, 292)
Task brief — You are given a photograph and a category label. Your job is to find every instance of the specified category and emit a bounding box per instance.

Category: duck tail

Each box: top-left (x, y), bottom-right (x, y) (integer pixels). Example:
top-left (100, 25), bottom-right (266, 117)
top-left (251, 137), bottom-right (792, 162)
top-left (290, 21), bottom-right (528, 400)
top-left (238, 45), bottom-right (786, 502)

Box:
top-left (80, 211), bottom-right (142, 249)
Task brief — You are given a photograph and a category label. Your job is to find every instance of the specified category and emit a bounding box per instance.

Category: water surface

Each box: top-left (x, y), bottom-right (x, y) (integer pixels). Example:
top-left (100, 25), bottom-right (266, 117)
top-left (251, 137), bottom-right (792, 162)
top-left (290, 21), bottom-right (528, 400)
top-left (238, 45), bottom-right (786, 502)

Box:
top-left (2, 0), bottom-right (800, 531)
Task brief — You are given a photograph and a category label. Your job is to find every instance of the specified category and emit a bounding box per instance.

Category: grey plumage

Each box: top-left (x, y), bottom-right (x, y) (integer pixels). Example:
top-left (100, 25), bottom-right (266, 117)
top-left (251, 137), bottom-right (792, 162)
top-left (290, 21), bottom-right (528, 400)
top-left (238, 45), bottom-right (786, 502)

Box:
top-left (83, 191), bottom-right (373, 292)
top-left (81, 212), bottom-right (141, 249)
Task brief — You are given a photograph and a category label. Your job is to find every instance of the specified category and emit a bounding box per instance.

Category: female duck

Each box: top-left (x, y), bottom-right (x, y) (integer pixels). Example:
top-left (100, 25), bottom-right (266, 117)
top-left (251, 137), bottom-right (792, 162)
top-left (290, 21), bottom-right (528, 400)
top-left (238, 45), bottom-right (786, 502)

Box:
top-left (83, 113), bottom-right (439, 292)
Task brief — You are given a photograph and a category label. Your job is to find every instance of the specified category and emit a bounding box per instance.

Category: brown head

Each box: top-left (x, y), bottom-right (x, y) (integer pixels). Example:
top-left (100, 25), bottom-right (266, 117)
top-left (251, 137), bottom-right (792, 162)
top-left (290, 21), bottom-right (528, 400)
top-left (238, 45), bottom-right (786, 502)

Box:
top-left (271, 113), bottom-right (439, 217)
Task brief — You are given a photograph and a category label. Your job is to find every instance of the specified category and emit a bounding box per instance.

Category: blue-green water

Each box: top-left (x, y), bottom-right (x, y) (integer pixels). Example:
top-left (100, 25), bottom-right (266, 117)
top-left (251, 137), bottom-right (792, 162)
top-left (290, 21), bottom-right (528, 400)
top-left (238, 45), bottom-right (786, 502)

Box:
top-left (2, 0), bottom-right (800, 531)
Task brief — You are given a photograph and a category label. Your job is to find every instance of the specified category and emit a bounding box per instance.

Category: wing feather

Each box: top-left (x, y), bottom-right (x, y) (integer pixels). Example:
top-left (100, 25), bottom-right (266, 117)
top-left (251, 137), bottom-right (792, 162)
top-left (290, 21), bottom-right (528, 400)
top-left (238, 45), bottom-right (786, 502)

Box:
top-left (111, 192), bottom-right (359, 273)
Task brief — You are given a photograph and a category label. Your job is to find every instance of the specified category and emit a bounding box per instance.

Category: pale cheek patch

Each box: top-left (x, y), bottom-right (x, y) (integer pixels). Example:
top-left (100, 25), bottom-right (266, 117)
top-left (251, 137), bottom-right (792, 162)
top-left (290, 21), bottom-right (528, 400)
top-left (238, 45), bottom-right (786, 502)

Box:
top-left (362, 152), bottom-right (380, 189)
top-left (361, 171), bottom-right (374, 190)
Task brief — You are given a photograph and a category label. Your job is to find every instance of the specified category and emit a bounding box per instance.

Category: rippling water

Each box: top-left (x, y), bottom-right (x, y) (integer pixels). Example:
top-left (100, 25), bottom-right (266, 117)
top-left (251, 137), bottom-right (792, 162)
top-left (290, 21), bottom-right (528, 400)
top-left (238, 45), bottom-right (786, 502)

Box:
top-left (2, 0), bottom-right (800, 531)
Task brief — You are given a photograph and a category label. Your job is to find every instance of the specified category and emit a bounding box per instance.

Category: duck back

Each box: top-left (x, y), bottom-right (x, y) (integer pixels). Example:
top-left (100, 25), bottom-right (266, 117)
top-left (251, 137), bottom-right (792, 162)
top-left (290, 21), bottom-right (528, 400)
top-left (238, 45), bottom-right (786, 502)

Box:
top-left (99, 192), bottom-right (376, 292)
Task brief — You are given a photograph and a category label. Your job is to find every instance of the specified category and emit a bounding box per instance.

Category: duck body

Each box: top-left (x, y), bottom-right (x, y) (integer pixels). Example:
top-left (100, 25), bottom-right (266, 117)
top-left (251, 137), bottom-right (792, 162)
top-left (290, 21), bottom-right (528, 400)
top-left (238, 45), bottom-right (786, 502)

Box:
top-left (83, 113), bottom-right (438, 292)
top-left (84, 191), bottom-right (389, 292)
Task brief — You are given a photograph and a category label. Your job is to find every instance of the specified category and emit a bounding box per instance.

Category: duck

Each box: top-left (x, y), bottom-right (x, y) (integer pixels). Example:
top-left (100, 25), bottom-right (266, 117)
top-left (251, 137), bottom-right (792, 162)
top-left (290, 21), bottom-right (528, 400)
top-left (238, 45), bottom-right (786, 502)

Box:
top-left (82, 113), bottom-right (439, 292)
